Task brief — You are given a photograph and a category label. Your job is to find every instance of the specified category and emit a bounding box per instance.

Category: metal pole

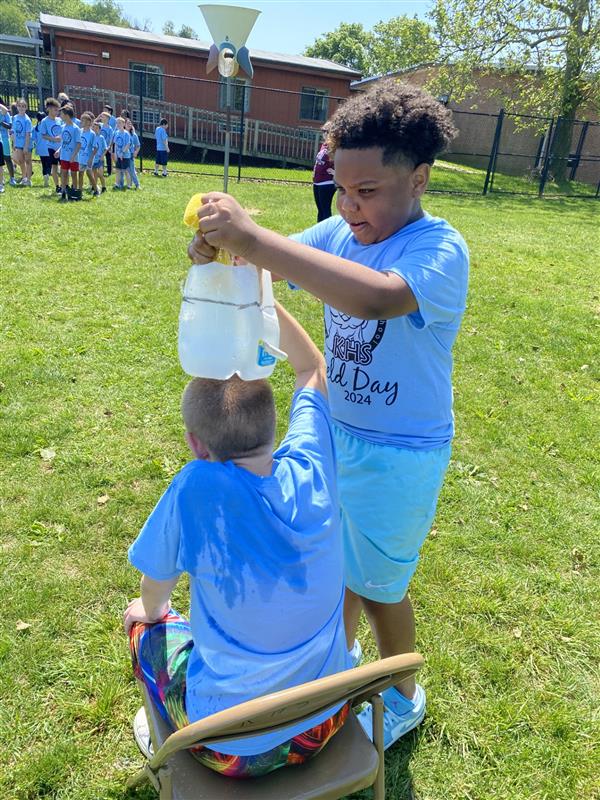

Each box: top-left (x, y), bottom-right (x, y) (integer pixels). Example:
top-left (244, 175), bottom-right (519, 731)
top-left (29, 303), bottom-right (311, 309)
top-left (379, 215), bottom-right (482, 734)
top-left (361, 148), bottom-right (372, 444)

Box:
top-left (138, 70), bottom-right (144, 173)
top-left (223, 76), bottom-right (231, 192)
top-left (15, 54), bottom-right (22, 99)
top-left (569, 120), bottom-right (588, 182)
top-left (483, 108), bottom-right (504, 195)
top-left (237, 82), bottom-right (246, 183)
top-left (539, 116), bottom-right (556, 197)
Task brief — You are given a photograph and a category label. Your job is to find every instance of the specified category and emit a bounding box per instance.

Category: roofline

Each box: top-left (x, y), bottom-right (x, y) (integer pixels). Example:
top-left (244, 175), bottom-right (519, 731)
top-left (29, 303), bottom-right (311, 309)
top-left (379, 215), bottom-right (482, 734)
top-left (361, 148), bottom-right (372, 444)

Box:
top-left (38, 14), bottom-right (362, 78)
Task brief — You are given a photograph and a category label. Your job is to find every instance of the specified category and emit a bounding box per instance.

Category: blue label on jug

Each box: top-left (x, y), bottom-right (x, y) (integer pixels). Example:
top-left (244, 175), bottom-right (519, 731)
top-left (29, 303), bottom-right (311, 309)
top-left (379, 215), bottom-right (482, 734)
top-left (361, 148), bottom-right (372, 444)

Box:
top-left (257, 343), bottom-right (276, 367)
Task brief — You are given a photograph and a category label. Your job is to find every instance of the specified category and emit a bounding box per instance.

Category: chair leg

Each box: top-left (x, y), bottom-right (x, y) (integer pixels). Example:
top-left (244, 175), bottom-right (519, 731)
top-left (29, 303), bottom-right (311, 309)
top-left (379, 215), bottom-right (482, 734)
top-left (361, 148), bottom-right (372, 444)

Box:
top-left (372, 694), bottom-right (385, 800)
top-left (126, 766), bottom-right (149, 790)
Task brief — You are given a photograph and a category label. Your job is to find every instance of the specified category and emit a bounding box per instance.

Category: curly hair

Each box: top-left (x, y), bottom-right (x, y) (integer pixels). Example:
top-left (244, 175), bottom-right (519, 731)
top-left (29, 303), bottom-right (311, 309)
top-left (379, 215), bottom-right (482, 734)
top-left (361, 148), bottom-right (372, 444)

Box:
top-left (326, 79), bottom-right (457, 166)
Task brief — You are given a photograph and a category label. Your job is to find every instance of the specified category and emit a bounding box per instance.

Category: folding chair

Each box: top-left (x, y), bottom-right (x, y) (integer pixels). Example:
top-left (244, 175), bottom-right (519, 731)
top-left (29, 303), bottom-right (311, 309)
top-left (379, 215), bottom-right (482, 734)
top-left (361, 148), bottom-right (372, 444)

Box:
top-left (126, 652), bottom-right (423, 800)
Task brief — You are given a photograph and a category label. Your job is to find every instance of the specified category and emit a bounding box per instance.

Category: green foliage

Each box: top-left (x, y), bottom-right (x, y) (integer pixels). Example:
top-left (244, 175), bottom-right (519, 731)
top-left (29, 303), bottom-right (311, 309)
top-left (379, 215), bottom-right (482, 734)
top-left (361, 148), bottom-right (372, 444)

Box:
top-left (304, 16), bottom-right (439, 77)
top-left (0, 0), bottom-right (130, 37)
top-left (429, 1), bottom-right (600, 123)
top-left (304, 22), bottom-right (372, 73)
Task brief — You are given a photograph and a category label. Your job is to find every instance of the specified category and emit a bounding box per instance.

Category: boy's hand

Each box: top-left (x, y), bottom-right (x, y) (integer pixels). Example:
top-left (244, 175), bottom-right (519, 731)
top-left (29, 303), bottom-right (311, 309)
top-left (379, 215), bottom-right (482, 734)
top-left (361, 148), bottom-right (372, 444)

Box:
top-left (197, 193), bottom-right (260, 261)
top-left (123, 596), bottom-right (169, 634)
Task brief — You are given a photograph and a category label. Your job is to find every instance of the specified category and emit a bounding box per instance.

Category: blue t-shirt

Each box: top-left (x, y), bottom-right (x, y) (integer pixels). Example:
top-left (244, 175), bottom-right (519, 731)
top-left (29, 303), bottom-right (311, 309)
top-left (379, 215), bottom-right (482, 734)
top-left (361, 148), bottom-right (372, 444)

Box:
top-left (93, 132), bottom-right (107, 162)
top-left (0, 112), bottom-right (11, 149)
top-left (100, 124), bottom-right (113, 147)
top-left (107, 114), bottom-right (117, 130)
top-left (113, 129), bottom-right (131, 158)
top-left (38, 116), bottom-right (63, 156)
top-left (292, 213), bottom-right (469, 449)
top-left (129, 131), bottom-right (140, 155)
top-left (12, 114), bottom-right (32, 149)
top-left (128, 388), bottom-right (351, 756)
top-left (29, 125), bottom-right (39, 152)
top-left (155, 125), bottom-right (168, 151)
top-left (78, 129), bottom-right (97, 166)
top-left (59, 123), bottom-right (81, 161)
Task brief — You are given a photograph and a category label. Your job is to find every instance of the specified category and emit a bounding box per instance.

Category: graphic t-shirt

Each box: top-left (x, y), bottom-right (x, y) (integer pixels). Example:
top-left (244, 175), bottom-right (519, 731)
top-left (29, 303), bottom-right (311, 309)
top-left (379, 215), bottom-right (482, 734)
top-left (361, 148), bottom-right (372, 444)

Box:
top-left (38, 116), bottom-right (63, 156)
top-left (129, 131), bottom-right (140, 156)
top-left (12, 114), bottom-right (32, 149)
top-left (113, 129), bottom-right (131, 158)
top-left (129, 388), bottom-right (351, 755)
top-left (100, 124), bottom-right (113, 148)
top-left (155, 125), bottom-right (168, 151)
top-left (313, 144), bottom-right (334, 185)
top-left (292, 214), bottom-right (469, 449)
top-left (93, 132), bottom-right (107, 162)
top-left (78, 129), bottom-right (97, 166)
top-left (59, 123), bottom-right (81, 161)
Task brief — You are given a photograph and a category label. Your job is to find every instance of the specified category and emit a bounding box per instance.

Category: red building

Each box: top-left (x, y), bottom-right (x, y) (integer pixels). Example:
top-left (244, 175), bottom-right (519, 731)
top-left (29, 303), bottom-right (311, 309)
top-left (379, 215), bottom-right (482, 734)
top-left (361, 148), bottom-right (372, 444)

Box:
top-left (36, 14), bottom-right (361, 164)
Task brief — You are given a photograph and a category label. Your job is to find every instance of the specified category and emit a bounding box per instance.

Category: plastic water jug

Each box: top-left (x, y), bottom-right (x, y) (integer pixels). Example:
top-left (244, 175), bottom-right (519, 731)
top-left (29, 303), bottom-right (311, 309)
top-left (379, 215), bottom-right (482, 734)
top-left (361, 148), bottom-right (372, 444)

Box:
top-left (178, 261), bottom-right (286, 380)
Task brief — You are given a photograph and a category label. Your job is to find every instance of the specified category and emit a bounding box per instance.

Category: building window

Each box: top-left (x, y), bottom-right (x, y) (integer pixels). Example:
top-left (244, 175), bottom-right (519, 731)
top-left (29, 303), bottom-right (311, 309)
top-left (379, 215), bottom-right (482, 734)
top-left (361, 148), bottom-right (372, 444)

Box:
top-left (129, 62), bottom-right (164, 100)
top-left (219, 78), bottom-right (250, 113)
top-left (78, 64), bottom-right (87, 73)
top-left (299, 87), bottom-right (329, 122)
top-left (131, 108), bottom-right (161, 131)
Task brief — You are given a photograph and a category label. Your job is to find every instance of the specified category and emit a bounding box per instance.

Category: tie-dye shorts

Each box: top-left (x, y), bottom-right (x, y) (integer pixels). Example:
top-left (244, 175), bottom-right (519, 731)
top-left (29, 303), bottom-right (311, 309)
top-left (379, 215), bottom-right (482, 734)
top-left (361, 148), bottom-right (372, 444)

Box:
top-left (129, 610), bottom-right (349, 778)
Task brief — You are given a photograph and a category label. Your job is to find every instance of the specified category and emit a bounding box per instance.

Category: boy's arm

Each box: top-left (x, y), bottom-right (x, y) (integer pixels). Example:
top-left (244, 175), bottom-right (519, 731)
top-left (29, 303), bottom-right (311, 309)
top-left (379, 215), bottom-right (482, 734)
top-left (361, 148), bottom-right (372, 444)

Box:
top-left (190, 193), bottom-right (418, 321)
top-left (72, 142), bottom-right (81, 159)
top-left (275, 300), bottom-right (326, 396)
top-left (123, 574), bottom-right (179, 633)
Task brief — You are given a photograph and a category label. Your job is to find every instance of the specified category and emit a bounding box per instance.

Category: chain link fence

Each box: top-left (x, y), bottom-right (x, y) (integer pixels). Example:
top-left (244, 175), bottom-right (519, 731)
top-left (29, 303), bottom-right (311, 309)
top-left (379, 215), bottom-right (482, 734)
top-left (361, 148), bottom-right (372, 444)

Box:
top-left (1, 51), bottom-right (598, 198)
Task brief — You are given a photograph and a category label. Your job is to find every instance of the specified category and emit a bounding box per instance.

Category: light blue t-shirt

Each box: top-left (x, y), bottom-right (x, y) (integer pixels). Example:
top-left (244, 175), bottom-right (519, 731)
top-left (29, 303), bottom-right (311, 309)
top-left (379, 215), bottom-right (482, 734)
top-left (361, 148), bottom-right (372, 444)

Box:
top-left (0, 112), bottom-right (10, 149)
top-left (155, 125), bottom-right (168, 151)
top-left (129, 131), bottom-right (140, 155)
top-left (107, 114), bottom-right (117, 130)
top-left (93, 132), bottom-right (107, 163)
top-left (113, 129), bottom-right (131, 158)
top-left (100, 123), bottom-right (113, 147)
top-left (29, 125), bottom-right (39, 152)
top-left (292, 214), bottom-right (469, 449)
top-left (128, 388), bottom-right (351, 756)
top-left (78, 128), bottom-right (97, 166)
top-left (59, 123), bottom-right (81, 161)
top-left (38, 116), bottom-right (63, 156)
top-left (12, 114), bottom-right (32, 149)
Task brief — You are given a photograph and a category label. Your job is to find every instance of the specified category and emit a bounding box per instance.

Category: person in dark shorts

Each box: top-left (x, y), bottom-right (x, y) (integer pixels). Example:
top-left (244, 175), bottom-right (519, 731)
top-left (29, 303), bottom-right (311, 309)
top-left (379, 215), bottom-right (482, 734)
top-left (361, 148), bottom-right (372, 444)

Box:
top-left (39, 97), bottom-right (63, 193)
top-left (153, 118), bottom-right (169, 176)
top-left (312, 139), bottom-right (336, 222)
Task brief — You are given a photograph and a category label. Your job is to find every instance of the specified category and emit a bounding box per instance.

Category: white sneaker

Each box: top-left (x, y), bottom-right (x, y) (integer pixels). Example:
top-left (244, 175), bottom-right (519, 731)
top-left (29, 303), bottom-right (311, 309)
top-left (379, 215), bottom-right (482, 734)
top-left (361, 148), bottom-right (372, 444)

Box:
top-left (133, 706), bottom-right (153, 758)
top-left (44, 176), bottom-right (49, 187)
top-left (0, 183), bottom-right (4, 193)
top-left (357, 684), bottom-right (426, 750)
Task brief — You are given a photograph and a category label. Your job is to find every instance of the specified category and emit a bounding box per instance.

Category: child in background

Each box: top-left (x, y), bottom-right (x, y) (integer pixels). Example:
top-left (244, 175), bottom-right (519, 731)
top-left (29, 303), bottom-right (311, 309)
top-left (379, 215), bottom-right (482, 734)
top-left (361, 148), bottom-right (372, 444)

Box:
top-left (124, 301), bottom-right (351, 777)
top-left (103, 105), bottom-right (116, 175)
top-left (153, 118), bottom-right (169, 177)
top-left (77, 112), bottom-right (98, 197)
top-left (28, 112), bottom-right (45, 184)
top-left (112, 117), bottom-right (131, 190)
top-left (188, 79), bottom-right (470, 750)
top-left (92, 118), bottom-right (107, 193)
top-left (125, 118), bottom-right (140, 189)
top-left (11, 99), bottom-right (32, 186)
top-left (39, 97), bottom-right (63, 193)
top-left (0, 97), bottom-right (16, 187)
top-left (56, 105), bottom-right (81, 202)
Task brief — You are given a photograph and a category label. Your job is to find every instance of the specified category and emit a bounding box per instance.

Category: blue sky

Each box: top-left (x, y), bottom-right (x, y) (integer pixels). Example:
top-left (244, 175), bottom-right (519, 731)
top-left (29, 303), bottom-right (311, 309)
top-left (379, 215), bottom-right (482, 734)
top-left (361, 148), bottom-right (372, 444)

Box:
top-left (118, 0), bottom-right (430, 55)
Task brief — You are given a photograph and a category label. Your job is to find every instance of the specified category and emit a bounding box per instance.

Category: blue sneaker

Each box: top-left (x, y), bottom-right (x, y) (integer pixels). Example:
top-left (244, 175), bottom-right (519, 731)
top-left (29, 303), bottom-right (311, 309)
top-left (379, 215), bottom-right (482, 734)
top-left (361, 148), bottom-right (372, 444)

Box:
top-left (357, 684), bottom-right (426, 750)
top-left (349, 639), bottom-right (363, 667)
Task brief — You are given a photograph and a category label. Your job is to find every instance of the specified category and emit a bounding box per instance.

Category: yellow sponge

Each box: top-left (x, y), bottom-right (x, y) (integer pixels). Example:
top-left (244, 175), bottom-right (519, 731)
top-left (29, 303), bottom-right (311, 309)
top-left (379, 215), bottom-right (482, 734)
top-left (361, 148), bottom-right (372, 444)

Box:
top-left (183, 193), bottom-right (204, 230)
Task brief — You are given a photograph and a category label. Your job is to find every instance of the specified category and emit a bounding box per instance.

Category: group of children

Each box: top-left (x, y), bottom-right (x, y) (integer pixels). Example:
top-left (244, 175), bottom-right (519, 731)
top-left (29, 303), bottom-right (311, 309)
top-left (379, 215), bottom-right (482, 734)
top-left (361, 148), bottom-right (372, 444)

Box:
top-left (0, 94), bottom-right (171, 200)
top-left (124, 79), bottom-right (470, 778)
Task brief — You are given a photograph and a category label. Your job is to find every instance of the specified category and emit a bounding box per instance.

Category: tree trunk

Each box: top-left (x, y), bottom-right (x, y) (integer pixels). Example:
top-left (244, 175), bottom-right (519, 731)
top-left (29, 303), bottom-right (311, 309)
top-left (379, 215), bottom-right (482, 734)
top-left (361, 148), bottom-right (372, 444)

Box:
top-left (550, 0), bottom-right (587, 182)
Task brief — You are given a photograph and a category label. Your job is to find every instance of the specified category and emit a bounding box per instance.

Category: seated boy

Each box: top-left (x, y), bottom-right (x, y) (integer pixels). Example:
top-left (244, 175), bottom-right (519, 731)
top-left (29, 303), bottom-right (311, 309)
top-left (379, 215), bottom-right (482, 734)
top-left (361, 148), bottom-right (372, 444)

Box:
top-left (124, 300), bottom-right (352, 779)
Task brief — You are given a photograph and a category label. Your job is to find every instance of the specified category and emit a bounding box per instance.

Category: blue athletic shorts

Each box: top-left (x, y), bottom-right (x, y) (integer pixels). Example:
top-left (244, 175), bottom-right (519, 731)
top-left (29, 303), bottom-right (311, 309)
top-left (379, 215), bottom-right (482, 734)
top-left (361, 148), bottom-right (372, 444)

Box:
top-left (155, 150), bottom-right (168, 166)
top-left (334, 424), bottom-right (451, 603)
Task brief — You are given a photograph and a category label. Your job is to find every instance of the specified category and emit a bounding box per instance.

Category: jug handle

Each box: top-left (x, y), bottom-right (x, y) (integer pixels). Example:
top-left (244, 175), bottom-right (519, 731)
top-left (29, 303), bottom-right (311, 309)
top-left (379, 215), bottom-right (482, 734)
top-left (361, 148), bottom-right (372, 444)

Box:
top-left (260, 341), bottom-right (287, 361)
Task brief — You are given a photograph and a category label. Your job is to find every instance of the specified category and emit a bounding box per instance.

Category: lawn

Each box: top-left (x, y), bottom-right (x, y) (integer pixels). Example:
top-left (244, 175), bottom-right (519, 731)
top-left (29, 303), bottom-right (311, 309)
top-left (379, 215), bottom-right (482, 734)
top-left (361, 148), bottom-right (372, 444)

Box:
top-left (0, 166), bottom-right (598, 800)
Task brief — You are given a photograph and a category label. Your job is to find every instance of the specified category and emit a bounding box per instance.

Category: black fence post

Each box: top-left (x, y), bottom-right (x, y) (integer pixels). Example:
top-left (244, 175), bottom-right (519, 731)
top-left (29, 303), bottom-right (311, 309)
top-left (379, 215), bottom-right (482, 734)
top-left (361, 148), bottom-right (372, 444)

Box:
top-left (539, 116), bottom-right (556, 197)
top-left (483, 108), bottom-right (504, 195)
top-left (15, 55), bottom-right (22, 99)
top-left (138, 72), bottom-right (144, 173)
top-left (569, 120), bottom-right (588, 182)
top-left (238, 83), bottom-right (246, 183)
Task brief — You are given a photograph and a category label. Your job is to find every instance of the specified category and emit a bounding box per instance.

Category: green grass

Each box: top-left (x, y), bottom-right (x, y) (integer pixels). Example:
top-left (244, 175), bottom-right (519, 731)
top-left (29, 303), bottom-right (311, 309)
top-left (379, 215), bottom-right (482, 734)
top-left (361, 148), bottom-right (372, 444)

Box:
top-left (1, 167), bottom-right (599, 800)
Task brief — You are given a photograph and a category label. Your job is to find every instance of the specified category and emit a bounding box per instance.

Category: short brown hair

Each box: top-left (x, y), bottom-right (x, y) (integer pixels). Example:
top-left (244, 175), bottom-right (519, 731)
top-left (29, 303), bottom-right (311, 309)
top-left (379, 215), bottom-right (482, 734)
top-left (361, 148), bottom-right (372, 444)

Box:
top-left (182, 376), bottom-right (275, 462)
top-left (45, 97), bottom-right (60, 109)
top-left (60, 106), bottom-right (74, 118)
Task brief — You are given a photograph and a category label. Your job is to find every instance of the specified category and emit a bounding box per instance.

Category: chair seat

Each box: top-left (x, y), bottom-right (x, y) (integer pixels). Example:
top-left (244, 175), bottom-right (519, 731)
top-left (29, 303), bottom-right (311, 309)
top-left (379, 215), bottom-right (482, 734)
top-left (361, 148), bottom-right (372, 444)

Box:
top-left (147, 702), bottom-right (379, 800)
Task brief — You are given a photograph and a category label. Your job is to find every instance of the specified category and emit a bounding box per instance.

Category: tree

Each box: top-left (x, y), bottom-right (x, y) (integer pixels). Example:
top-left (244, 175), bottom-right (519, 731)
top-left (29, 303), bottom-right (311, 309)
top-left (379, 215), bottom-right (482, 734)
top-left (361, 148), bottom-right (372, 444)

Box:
top-left (429, 0), bottom-right (600, 180)
top-left (163, 20), bottom-right (176, 36)
top-left (367, 17), bottom-right (439, 75)
top-left (304, 22), bottom-right (372, 74)
top-left (177, 24), bottom-right (197, 39)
